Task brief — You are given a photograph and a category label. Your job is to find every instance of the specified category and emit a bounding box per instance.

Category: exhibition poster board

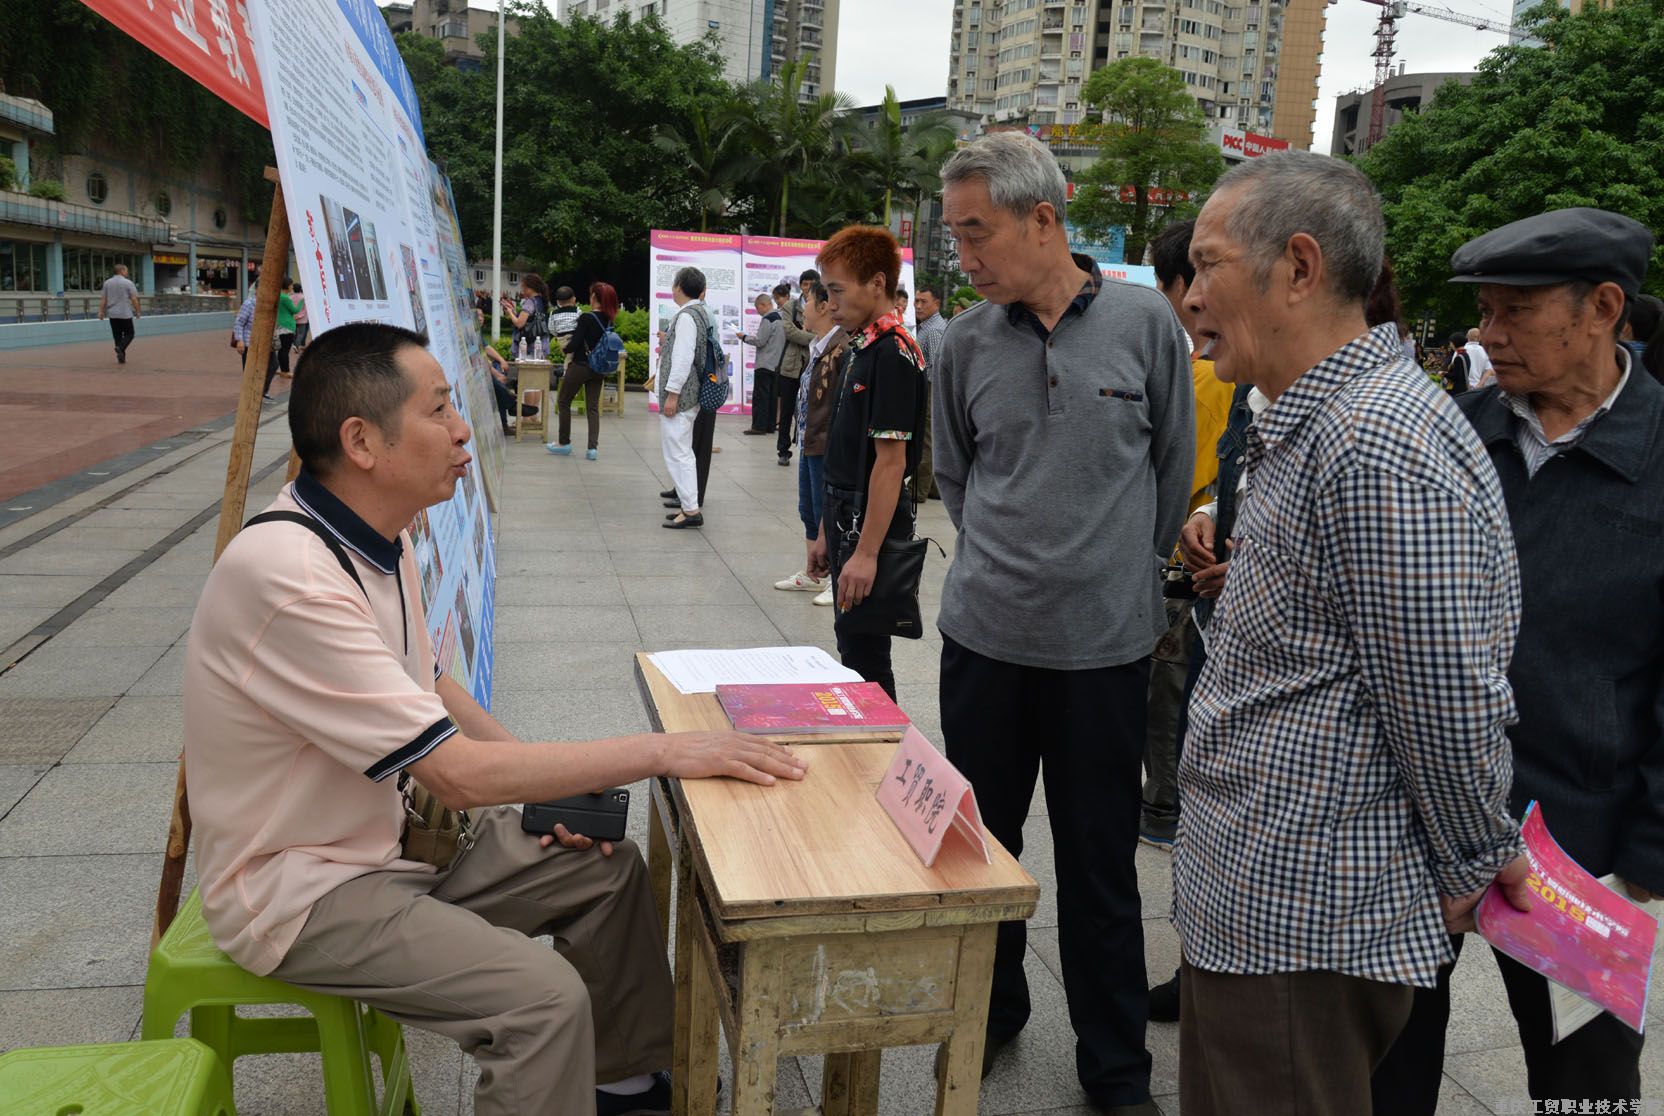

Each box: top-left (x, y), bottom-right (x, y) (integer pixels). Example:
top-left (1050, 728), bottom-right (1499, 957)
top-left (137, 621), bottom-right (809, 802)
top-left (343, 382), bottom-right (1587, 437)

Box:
top-left (246, 0), bottom-right (497, 706)
top-left (648, 231), bottom-right (916, 415)
top-left (648, 230), bottom-right (746, 414)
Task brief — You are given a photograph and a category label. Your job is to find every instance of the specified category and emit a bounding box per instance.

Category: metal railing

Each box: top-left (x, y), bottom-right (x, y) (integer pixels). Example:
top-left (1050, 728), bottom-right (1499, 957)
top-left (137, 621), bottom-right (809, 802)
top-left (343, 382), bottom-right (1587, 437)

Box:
top-left (0, 191), bottom-right (173, 243)
top-left (0, 292), bottom-right (233, 324)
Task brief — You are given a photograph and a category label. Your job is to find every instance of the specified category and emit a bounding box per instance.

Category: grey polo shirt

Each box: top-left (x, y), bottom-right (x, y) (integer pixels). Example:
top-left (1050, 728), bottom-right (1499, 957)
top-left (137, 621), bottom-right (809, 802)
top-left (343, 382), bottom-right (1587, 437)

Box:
top-left (931, 257), bottom-right (1194, 670)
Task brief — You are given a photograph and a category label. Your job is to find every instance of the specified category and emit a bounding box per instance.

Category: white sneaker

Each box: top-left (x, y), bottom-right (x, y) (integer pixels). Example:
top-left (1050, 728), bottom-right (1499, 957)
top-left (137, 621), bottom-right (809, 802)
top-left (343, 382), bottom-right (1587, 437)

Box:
top-left (774, 571), bottom-right (825, 592)
top-left (813, 588), bottom-right (834, 606)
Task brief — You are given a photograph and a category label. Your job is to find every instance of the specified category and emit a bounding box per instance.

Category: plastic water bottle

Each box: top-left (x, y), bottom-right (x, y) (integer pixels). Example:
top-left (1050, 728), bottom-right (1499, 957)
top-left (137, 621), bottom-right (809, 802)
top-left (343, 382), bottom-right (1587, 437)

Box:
top-left (518, 337), bottom-right (527, 361)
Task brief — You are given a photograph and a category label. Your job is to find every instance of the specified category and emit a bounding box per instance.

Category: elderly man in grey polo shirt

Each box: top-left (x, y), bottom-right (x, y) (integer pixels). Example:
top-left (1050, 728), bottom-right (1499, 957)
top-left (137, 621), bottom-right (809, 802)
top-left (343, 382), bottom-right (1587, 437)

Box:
top-left (933, 131), bottom-right (1193, 1116)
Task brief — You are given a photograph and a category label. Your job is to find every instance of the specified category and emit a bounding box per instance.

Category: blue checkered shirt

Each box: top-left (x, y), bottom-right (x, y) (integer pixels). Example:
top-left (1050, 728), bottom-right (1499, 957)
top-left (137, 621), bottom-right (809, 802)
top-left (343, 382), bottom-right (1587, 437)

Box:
top-left (1172, 324), bottom-right (1525, 988)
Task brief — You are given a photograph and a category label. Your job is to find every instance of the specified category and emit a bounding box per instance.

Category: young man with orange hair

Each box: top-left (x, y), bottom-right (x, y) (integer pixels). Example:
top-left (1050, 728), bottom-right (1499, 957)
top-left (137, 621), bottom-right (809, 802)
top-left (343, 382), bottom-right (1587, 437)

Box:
top-left (807, 226), bottom-right (927, 699)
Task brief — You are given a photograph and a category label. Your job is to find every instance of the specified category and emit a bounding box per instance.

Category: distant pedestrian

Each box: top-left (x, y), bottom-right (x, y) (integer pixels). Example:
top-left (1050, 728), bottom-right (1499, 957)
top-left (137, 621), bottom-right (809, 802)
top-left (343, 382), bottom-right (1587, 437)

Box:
top-left (659, 267), bottom-right (716, 529)
top-left (738, 293), bottom-right (785, 435)
top-left (1620, 292), bottom-right (1662, 365)
top-left (774, 282), bottom-right (814, 467)
top-left (1444, 330), bottom-right (1472, 393)
top-left (909, 285), bottom-right (948, 503)
top-left (292, 286), bottom-right (310, 350)
top-left (99, 263), bottom-right (141, 364)
top-left (500, 274), bottom-right (551, 358)
top-left (231, 288), bottom-right (282, 402)
top-left (548, 281), bottom-right (618, 460)
top-left (772, 280), bottom-right (846, 604)
top-left (276, 279), bottom-right (301, 378)
top-left (550, 286), bottom-right (580, 358)
top-left (1466, 326), bottom-right (1495, 388)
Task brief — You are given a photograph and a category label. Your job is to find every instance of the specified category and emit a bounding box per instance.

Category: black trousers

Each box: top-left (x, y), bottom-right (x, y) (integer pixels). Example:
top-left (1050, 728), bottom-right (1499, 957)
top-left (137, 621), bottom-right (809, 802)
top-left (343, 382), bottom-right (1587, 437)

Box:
top-left (109, 317), bottom-right (135, 355)
top-left (775, 373), bottom-right (800, 459)
top-left (750, 369), bottom-right (778, 432)
top-left (693, 406), bottom-right (716, 505)
top-left (277, 331), bottom-right (295, 373)
top-left (260, 347), bottom-right (280, 396)
top-left (824, 486), bottom-right (912, 701)
top-left (1370, 933), bottom-right (1644, 1114)
top-left (939, 634), bottom-right (1154, 1106)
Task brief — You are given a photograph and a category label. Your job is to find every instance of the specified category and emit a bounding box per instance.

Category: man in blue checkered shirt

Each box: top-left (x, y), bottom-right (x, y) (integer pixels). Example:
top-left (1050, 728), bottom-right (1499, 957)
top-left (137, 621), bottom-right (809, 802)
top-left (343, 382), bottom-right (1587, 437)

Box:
top-left (1170, 151), bottom-right (1532, 1115)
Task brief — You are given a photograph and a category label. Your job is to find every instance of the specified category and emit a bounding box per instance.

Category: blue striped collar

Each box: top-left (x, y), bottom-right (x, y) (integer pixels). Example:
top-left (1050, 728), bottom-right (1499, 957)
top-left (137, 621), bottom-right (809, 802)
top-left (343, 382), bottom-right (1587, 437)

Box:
top-left (291, 469), bottom-right (403, 574)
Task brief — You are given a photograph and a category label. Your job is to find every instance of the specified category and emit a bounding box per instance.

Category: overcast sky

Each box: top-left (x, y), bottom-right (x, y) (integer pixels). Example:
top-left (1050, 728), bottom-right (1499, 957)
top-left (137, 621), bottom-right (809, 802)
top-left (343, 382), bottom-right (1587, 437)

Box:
top-left (831, 0), bottom-right (1514, 153)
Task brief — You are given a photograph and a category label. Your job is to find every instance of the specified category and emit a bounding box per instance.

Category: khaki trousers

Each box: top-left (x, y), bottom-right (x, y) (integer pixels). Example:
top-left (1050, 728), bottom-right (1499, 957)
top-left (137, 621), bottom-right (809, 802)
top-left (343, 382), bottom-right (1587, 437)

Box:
top-left (1178, 958), bottom-right (1412, 1116)
top-left (271, 807), bottom-right (674, 1116)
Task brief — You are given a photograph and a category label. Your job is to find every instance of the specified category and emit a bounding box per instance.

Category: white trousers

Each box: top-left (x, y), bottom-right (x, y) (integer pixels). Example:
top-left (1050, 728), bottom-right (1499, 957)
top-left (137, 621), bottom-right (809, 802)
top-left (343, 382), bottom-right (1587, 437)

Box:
top-left (660, 408), bottom-right (699, 512)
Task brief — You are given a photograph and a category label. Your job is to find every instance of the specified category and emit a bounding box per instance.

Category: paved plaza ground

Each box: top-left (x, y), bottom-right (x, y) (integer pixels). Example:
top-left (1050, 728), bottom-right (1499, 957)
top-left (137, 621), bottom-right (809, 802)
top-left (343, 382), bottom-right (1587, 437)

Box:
top-left (0, 330), bottom-right (1657, 1113)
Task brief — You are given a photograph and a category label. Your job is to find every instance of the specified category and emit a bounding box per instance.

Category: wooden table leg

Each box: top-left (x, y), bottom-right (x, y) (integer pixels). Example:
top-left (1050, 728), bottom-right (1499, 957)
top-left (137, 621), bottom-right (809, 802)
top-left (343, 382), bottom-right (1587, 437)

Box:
top-left (648, 789), bottom-right (672, 946)
top-left (730, 941), bottom-right (784, 1116)
top-left (822, 1049), bottom-right (882, 1116)
top-left (935, 923), bottom-right (997, 1116)
top-left (671, 818), bottom-right (719, 1116)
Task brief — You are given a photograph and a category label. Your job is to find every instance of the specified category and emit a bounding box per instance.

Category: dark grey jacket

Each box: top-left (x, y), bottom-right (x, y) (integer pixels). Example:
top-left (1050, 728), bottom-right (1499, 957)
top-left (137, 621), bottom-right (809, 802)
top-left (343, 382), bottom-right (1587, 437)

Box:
top-left (1458, 366), bottom-right (1664, 892)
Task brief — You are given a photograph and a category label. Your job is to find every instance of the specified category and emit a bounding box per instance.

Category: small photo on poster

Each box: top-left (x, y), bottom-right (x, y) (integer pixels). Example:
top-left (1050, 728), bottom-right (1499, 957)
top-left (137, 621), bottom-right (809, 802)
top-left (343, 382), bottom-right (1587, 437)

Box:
top-left (362, 222), bottom-right (390, 302)
top-left (343, 208), bottom-right (377, 301)
top-left (435, 614), bottom-right (458, 678)
top-left (455, 573), bottom-right (477, 668)
top-left (320, 196), bottom-right (358, 300)
top-left (399, 245), bottom-right (427, 334)
top-left (471, 509), bottom-right (486, 572)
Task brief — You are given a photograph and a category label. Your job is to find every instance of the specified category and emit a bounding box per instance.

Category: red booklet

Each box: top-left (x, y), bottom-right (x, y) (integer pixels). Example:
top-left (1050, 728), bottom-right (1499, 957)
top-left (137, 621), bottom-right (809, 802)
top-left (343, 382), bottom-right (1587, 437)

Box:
top-left (1477, 802), bottom-right (1658, 1035)
top-left (717, 682), bottom-right (911, 735)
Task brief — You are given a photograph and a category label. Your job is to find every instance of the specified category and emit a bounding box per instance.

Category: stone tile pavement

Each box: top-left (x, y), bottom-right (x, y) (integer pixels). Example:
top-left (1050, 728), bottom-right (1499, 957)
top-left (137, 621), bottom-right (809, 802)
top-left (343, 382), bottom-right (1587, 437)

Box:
top-left (0, 397), bottom-right (1657, 1113)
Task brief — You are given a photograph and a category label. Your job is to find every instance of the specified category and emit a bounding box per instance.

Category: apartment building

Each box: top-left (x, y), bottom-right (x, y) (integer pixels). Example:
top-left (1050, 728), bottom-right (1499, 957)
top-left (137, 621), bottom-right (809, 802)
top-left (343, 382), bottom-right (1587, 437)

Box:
top-left (559, 0), bottom-right (838, 96)
top-left (945, 0), bottom-right (1325, 149)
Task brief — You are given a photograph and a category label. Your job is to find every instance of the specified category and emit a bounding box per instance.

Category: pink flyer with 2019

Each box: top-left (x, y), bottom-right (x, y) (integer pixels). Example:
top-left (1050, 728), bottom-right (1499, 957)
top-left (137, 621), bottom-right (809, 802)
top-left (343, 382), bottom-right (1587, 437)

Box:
top-left (1477, 802), bottom-right (1657, 1035)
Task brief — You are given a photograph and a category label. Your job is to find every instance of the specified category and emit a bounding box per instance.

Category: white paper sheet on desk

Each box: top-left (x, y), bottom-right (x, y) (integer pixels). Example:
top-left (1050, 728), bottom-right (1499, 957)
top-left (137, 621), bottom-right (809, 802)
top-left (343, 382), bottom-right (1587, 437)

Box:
top-left (647, 647), bottom-right (862, 695)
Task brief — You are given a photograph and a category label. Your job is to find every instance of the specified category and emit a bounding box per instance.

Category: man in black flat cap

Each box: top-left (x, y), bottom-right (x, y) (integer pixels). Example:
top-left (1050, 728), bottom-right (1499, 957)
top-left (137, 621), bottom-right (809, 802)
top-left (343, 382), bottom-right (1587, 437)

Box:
top-left (1372, 206), bottom-right (1663, 1113)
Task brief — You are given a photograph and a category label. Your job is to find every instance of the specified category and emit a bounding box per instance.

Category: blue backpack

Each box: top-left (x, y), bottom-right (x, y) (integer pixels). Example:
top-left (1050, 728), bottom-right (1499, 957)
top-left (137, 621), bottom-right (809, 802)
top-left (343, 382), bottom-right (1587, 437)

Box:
top-left (587, 314), bottom-right (625, 376)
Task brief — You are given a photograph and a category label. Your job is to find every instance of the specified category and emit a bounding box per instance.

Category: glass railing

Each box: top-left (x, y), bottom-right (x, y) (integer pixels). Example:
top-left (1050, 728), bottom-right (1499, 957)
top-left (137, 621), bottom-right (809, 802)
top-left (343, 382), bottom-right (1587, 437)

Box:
top-left (0, 192), bottom-right (173, 243)
top-left (0, 94), bottom-right (54, 135)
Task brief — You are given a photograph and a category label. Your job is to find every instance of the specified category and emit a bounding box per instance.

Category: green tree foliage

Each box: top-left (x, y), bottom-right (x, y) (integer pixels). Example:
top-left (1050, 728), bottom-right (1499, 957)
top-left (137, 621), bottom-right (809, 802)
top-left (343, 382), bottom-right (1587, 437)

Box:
top-left (0, 0), bottom-right (273, 220)
top-left (0, 156), bottom-right (16, 192)
top-left (400, 9), bottom-right (960, 296)
top-left (402, 5), bottom-right (734, 290)
top-left (28, 179), bottom-right (66, 200)
top-left (1359, 0), bottom-right (1664, 327)
top-left (1070, 57), bottom-right (1224, 264)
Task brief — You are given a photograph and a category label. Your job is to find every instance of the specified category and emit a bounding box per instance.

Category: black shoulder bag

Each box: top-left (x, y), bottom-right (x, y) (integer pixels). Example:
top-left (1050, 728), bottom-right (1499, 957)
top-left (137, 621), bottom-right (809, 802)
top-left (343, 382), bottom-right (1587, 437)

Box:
top-left (825, 346), bottom-right (941, 640)
top-left (246, 511), bottom-right (473, 870)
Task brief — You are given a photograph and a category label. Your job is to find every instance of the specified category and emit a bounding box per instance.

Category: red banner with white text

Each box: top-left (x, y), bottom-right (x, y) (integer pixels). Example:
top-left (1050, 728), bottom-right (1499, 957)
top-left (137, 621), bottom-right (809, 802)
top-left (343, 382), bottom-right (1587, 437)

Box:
top-left (79, 0), bottom-right (269, 127)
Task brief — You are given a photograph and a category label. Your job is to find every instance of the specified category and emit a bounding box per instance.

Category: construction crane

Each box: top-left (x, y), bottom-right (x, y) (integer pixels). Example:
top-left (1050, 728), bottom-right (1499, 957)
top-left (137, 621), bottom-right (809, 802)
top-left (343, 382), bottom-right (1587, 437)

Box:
top-left (1359, 0), bottom-right (1509, 147)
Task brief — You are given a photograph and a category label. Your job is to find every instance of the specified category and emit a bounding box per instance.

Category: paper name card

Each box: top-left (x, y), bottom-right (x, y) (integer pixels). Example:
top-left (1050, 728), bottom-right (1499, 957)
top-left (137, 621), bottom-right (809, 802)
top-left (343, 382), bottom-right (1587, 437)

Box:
top-left (877, 727), bottom-right (991, 868)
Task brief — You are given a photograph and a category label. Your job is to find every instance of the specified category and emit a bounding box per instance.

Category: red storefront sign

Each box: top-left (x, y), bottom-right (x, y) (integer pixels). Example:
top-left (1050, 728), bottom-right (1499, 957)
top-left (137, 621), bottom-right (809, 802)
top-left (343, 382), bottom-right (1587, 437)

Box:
top-left (78, 0), bottom-right (268, 127)
top-left (1219, 128), bottom-right (1290, 159)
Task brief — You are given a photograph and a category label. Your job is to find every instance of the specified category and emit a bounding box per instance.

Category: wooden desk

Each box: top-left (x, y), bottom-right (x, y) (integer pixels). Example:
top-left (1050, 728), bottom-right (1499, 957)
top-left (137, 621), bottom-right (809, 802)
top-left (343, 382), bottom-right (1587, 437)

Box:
top-left (634, 654), bottom-right (1039, 1116)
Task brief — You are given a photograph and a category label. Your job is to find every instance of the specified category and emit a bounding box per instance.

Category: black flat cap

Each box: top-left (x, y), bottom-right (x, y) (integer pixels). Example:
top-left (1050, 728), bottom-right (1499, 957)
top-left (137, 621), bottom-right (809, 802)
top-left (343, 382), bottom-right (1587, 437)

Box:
top-left (1449, 207), bottom-right (1652, 296)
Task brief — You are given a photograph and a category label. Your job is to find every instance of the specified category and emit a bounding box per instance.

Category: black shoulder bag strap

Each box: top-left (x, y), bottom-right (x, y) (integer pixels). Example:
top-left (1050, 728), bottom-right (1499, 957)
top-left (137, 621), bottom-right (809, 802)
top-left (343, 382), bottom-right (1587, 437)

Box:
top-left (244, 511), bottom-right (367, 601)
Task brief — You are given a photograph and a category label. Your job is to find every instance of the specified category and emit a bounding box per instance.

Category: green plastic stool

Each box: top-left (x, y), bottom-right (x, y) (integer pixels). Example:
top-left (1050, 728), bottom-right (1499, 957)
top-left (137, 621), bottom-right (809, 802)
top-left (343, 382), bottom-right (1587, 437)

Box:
top-left (0, 1038), bottom-right (235, 1115)
top-left (142, 889), bottom-right (417, 1115)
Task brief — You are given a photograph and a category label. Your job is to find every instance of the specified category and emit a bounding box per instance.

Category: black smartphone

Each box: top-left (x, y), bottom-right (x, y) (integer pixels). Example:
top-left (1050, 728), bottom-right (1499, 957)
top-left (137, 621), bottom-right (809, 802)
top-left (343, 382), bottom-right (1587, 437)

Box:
top-left (521, 789), bottom-right (631, 843)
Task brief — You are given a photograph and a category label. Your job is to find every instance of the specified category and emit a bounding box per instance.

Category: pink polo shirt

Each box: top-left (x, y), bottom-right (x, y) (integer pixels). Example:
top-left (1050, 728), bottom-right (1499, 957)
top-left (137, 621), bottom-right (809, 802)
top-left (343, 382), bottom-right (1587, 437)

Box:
top-left (183, 475), bottom-right (456, 975)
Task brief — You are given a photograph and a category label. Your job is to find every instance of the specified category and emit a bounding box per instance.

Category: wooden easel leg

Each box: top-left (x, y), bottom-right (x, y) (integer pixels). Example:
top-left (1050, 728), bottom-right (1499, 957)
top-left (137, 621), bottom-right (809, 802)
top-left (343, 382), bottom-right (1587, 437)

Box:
top-left (153, 169), bottom-right (292, 947)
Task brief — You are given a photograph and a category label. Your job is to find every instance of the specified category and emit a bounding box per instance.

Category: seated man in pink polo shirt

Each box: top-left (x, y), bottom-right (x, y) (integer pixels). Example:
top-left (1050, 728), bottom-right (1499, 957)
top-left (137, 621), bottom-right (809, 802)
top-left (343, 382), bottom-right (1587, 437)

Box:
top-left (183, 322), bottom-right (806, 1116)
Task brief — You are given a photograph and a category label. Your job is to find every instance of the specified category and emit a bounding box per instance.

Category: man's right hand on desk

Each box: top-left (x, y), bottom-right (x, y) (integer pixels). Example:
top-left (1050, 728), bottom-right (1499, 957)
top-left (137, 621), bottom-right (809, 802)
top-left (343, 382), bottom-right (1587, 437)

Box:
top-left (662, 731), bottom-right (807, 785)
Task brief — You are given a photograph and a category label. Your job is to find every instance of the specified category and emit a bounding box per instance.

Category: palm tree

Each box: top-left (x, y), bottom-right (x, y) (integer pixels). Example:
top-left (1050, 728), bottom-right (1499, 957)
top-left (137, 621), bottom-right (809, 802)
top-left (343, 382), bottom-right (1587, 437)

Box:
top-left (740, 58), bottom-right (856, 237)
top-left (652, 99), bottom-right (756, 232)
top-left (856, 86), bottom-right (958, 228)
